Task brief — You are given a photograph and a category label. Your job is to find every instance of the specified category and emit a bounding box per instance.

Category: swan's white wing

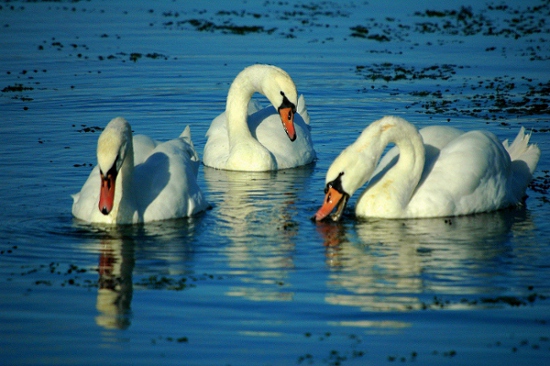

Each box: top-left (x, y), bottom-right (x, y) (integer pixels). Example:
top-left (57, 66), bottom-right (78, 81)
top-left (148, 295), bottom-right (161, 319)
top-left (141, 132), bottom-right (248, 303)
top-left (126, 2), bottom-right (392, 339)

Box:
top-left (132, 135), bottom-right (158, 165)
top-left (203, 111), bottom-right (231, 169)
top-left (252, 106), bottom-right (316, 169)
top-left (72, 166), bottom-right (101, 222)
top-left (248, 99), bottom-right (263, 114)
top-left (133, 134), bottom-right (208, 222)
top-left (409, 130), bottom-right (512, 216)
top-left (370, 125), bottom-right (463, 184)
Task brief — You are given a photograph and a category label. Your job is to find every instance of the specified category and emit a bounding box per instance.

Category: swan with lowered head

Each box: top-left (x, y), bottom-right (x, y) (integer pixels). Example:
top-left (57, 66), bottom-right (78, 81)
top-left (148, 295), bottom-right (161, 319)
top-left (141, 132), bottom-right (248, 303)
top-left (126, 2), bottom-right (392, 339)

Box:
top-left (314, 116), bottom-right (540, 221)
top-left (72, 117), bottom-right (209, 224)
top-left (203, 64), bottom-right (316, 171)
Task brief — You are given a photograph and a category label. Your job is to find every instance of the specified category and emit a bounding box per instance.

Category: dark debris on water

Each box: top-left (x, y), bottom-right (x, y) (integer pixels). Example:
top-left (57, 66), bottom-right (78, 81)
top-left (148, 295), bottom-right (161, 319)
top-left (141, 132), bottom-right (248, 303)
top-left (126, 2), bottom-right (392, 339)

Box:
top-left (355, 62), bottom-right (550, 121)
top-left (355, 63), bottom-right (461, 83)
top-left (1, 83), bottom-right (34, 93)
top-left (529, 170), bottom-right (550, 194)
top-left (14, 259), bottom-right (228, 294)
top-left (418, 288), bottom-right (548, 310)
top-left (134, 273), bottom-right (226, 291)
top-left (413, 3), bottom-right (550, 39)
top-left (74, 124), bottom-right (103, 133)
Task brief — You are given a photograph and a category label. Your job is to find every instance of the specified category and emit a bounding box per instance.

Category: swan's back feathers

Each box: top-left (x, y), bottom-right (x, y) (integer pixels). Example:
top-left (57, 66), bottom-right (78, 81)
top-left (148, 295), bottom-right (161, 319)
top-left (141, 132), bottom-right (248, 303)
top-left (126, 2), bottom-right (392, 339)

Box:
top-left (133, 135), bottom-right (158, 165)
top-left (407, 130), bottom-right (510, 216)
top-left (133, 136), bottom-right (206, 221)
top-left (248, 99), bottom-right (263, 114)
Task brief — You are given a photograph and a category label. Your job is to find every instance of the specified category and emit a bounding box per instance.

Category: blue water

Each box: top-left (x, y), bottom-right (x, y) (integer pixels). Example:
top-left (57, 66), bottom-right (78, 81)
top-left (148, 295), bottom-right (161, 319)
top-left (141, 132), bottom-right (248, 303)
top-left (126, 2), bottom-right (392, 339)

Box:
top-left (1, 0), bottom-right (549, 365)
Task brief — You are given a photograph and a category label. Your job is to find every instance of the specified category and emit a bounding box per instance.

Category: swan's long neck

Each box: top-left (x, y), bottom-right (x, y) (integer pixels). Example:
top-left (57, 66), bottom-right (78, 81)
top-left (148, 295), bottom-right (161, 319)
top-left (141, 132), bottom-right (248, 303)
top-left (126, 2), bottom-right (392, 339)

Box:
top-left (358, 117), bottom-right (425, 215)
top-left (97, 118), bottom-right (136, 223)
top-left (112, 141), bottom-right (135, 221)
top-left (225, 66), bottom-right (270, 147)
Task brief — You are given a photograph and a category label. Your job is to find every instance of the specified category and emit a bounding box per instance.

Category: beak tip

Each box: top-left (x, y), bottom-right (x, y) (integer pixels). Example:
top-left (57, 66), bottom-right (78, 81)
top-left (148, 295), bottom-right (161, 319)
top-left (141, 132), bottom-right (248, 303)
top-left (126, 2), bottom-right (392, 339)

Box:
top-left (312, 210), bottom-right (328, 222)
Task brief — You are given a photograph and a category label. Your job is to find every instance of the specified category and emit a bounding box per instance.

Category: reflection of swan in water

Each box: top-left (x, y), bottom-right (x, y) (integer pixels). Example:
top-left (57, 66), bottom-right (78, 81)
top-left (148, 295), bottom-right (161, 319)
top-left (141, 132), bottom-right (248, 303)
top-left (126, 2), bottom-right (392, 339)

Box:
top-left (203, 164), bottom-right (314, 301)
top-left (95, 232), bottom-right (135, 330)
top-left (85, 218), bottom-right (202, 330)
top-left (317, 207), bottom-right (534, 312)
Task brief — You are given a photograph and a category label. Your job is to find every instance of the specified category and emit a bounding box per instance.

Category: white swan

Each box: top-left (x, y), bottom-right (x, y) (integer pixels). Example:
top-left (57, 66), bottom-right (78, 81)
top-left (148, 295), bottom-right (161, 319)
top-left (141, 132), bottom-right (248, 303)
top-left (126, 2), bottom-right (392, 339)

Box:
top-left (203, 64), bottom-right (316, 171)
top-left (72, 117), bottom-right (209, 224)
top-left (314, 116), bottom-right (540, 221)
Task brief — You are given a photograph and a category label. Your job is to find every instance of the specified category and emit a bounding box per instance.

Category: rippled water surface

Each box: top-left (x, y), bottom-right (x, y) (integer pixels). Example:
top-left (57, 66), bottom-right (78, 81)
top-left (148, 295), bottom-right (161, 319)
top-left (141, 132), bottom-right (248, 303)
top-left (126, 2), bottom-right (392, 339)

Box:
top-left (1, 0), bottom-right (550, 365)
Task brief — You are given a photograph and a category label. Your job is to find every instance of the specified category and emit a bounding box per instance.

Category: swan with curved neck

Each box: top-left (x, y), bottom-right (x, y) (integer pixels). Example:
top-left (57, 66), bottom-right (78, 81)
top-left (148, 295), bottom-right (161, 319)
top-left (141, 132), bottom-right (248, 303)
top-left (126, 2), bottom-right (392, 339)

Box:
top-left (203, 64), bottom-right (316, 171)
top-left (314, 116), bottom-right (540, 221)
top-left (72, 117), bottom-right (208, 224)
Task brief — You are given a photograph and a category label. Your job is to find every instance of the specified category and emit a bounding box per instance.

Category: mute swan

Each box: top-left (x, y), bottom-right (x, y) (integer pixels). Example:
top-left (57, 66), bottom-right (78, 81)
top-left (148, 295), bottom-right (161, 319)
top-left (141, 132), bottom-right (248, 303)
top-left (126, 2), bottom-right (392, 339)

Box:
top-left (203, 64), bottom-right (316, 171)
top-left (72, 117), bottom-right (209, 224)
top-left (314, 116), bottom-right (540, 221)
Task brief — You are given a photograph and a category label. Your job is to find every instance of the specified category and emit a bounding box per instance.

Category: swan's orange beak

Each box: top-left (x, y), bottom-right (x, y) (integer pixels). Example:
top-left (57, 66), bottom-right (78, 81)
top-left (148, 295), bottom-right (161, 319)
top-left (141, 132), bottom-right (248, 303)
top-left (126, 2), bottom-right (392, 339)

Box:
top-left (98, 171), bottom-right (117, 215)
top-left (278, 107), bottom-right (296, 141)
top-left (313, 186), bottom-right (349, 222)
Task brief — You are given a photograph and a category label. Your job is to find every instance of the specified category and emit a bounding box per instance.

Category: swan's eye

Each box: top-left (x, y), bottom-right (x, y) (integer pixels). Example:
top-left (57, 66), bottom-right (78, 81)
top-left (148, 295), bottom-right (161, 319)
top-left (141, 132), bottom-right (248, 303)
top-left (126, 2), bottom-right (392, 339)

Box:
top-left (278, 92), bottom-right (296, 116)
top-left (325, 172), bottom-right (345, 195)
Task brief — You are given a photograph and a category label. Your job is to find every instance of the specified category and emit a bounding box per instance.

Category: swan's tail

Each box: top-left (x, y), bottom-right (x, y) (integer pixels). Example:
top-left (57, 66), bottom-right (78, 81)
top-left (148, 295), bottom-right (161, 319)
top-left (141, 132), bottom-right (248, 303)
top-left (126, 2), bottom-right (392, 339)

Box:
top-left (503, 127), bottom-right (540, 174)
top-left (180, 125), bottom-right (193, 144)
top-left (503, 127), bottom-right (540, 202)
top-left (297, 94), bottom-right (310, 125)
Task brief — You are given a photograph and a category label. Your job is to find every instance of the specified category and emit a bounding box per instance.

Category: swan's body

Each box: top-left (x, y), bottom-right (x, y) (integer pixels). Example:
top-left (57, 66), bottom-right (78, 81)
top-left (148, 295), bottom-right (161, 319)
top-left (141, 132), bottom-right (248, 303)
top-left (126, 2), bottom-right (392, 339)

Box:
top-left (203, 64), bottom-right (316, 171)
top-left (314, 116), bottom-right (540, 221)
top-left (72, 117), bottom-right (209, 224)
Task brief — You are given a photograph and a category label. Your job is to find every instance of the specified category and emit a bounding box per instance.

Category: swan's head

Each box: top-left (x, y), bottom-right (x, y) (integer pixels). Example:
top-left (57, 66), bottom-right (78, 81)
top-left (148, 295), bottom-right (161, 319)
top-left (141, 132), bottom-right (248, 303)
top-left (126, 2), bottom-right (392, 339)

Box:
top-left (313, 138), bottom-right (379, 222)
top-left (261, 66), bottom-right (298, 141)
top-left (96, 117), bottom-right (132, 215)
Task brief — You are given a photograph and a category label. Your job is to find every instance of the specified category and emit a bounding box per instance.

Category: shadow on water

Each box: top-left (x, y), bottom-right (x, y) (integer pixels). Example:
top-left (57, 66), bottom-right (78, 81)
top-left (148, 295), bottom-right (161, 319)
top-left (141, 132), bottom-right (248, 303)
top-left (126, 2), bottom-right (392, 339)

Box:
top-left (315, 206), bottom-right (536, 311)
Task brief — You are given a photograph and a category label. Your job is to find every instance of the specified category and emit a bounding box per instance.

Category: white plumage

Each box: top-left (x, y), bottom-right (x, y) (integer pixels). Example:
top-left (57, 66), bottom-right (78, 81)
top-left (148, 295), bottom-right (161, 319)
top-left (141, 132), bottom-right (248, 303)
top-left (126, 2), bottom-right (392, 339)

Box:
top-left (203, 64), bottom-right (316, 171)
top-left (72, 117), bottom-right (208, 224)
top-left (314, 116), bottom-right (540, 221)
